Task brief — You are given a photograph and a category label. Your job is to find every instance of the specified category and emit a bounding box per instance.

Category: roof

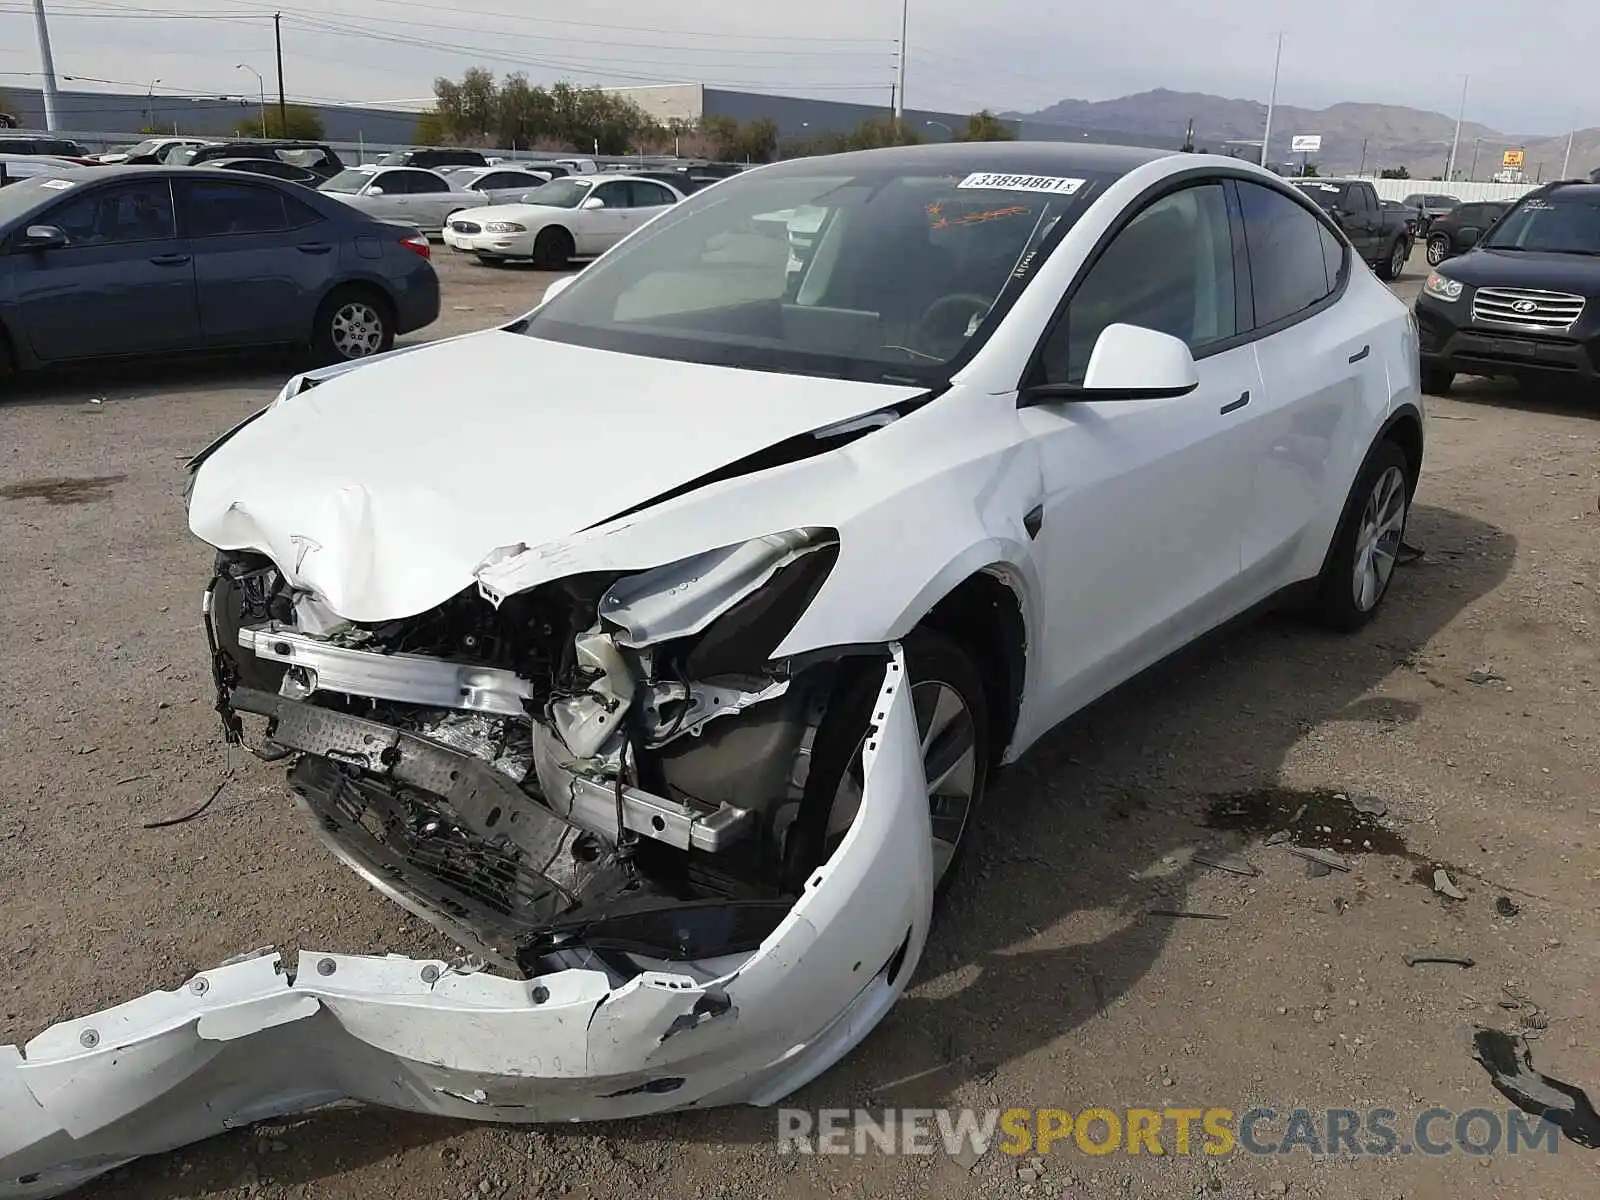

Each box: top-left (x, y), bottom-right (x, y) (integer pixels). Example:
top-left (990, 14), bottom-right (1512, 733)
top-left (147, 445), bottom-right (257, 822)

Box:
top-left (757, 140), bottom-right (1175, 180)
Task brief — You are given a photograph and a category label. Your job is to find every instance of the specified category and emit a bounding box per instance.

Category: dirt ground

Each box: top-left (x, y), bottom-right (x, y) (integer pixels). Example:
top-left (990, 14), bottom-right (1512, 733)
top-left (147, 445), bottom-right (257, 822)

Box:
top-left (1, 245), bottom-right (1597, 1200)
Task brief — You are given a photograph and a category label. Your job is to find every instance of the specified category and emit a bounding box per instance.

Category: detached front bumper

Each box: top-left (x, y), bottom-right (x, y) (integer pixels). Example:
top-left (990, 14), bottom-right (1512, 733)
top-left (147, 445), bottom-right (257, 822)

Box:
top-left (0, 652), bottom-right (931, 1199)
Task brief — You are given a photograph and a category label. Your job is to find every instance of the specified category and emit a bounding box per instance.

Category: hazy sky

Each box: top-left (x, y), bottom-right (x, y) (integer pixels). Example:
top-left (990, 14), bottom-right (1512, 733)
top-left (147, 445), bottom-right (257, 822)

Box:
top-left (1, 0), bottom-right (1596, 134)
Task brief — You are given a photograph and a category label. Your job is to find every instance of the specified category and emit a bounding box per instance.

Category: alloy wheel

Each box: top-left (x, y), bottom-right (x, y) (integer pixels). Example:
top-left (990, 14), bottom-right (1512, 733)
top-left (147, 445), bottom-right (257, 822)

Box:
top-left (1352, 465), bottom-right (1407, 612)
top-left (1427, 238), bottom-right (1446, 266)
top-left (330, 302), bottom-right (385, 359)
top-left (824, 678), bottom-right (980, 886)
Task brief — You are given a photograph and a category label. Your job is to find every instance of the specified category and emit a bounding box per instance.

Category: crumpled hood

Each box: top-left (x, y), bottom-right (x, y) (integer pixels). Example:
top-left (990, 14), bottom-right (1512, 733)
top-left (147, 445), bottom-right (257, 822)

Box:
top-left (187, 329), bottom-right (924, 621)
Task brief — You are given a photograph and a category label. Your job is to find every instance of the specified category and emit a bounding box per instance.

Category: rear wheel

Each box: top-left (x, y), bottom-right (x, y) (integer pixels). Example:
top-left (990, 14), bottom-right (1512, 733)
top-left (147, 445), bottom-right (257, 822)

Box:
top-left (532, 226), bottom-right (574, 270)
top-left (781, 628), bottom-right (990, 904)
top-left (1308, 439), bottom-right (1412, 632)
top-left (1376, 237), bottom-right (1407, 281)
top-left (1426, 235), bottom-right (1449, 266)
top-left (311, 286), bottom-right (393, 365)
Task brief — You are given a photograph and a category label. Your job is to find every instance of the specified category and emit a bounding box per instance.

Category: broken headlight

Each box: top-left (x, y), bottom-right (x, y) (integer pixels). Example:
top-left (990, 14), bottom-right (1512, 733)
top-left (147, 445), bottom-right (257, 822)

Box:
top-left (599, 528), bottom-right (839, 669)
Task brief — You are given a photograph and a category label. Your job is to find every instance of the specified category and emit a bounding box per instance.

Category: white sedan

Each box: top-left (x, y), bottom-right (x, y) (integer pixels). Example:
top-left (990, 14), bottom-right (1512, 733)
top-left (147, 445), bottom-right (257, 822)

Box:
top-left (2, 144), bottom-right (1423, 1191)
top-left (316, 164), bottom-right (496, 236)
top-left (442, 173), bottom-right (684, 267)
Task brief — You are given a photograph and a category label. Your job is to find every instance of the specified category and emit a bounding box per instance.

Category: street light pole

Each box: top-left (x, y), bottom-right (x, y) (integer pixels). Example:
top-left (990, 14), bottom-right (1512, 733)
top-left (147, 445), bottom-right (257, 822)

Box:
top-left (237, 64), bottom-right (266, 134)
top-left (274, 11), bottom-right (288, 133)
top-left (893, 0), bottom-right (908, 126)
top-left (31, 0), bottom-right (60, 130)
top-left (1445, 73), bottom-right (1468, 182)
top-left (145, 77), bottom-right (161, 129)
top-left (1260, 32), bottom-right (1283, 168)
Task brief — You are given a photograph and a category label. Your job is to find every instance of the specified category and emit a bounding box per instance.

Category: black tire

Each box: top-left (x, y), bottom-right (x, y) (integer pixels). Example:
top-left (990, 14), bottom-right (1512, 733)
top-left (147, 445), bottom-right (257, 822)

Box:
top-left (310, 286), bottom-right (394, 366)
top-left (532, 226), bottom-right (574, 270)
top-left (1426, 235), bottom-right (1450, 267)
top-left (1421, 365), bottom-right (1454, 395)
top-left (780, 627), bottom-right (990, 906)
top-left (1376, 237), bottom-right (1407, 281)
top-left (1308, 439), bottom-right (1413, 633)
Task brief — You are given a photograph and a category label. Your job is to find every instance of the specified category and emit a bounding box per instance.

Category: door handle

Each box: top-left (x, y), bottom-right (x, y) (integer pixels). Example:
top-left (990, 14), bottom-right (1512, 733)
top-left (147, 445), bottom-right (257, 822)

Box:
top-left (1220, 391), bottom-right (1250, 415)
top-left (1348, 344), bottom-right (1371, 363)
top-left (148, 253), bottom-right (190, 266)
top-left (296, 242), bottom-right (333, 254)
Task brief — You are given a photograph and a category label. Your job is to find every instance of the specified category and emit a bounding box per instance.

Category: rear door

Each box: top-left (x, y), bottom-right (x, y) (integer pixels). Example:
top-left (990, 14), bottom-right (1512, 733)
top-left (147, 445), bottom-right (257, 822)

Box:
top-left (176, 177), bottom-right (332, 346)
top-left (394, 169), bottom-right (456, 230)
top-left (9, 177), bottom-right (201, 362)
top-left (1231, 179), bottom-right (1382, 591)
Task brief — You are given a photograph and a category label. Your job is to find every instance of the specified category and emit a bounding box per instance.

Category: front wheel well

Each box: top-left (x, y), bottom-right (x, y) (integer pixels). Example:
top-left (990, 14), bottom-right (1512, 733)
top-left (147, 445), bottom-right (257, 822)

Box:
top-left (1383, 410), bottom-right (1424, 495)
top-left (916, 570), bottom-right (1026, 763)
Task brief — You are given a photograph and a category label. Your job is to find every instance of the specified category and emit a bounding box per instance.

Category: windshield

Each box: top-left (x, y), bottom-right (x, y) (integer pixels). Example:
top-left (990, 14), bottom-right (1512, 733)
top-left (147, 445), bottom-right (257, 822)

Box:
top-left (522, 161), bottom-right (1104, 384)
top-left (124, 139), bottom-right (164, 157)
top-left (1484, 194), bottom-right (1600, 254)
top-left (1292, 181), bottom-right (1343, 210)
top-left (0, 175), bottom-right (72, 224)
top-left (319, 169), bottom-right (373, 194)
top-left (521, 178), bottom-right (592, 209)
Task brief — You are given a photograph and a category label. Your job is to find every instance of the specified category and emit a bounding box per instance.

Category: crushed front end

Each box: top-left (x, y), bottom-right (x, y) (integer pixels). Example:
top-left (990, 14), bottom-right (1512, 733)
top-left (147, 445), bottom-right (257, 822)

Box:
top-left (0, 532), bottom-right (935, 1197)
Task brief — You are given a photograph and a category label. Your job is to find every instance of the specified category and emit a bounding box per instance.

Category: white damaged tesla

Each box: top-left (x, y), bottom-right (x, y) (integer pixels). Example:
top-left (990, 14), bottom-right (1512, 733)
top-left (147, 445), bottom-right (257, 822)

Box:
top-left (0, 143), bottom-right (1424, 1196)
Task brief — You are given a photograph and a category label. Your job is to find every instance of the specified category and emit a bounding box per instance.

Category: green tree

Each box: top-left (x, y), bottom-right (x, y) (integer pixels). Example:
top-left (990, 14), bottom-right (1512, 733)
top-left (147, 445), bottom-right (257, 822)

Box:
top-left (1379, 165), bottom-right (1411, 179)
top-left (957, 110), bottom-right (1016, 142)
top-left (701, 115), bottom-right (778, 163)
top-left (413, 110), bottom-right (446, 146)
top-left (234, 104), bottom-right (325, 140)
top-left (423, 68), bottom-right (659, 154)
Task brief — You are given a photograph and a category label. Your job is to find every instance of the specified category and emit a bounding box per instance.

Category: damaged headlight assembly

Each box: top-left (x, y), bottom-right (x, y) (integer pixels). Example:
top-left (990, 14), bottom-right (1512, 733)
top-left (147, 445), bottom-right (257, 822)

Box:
top-left (1, 527), bottom-right (939, 1198)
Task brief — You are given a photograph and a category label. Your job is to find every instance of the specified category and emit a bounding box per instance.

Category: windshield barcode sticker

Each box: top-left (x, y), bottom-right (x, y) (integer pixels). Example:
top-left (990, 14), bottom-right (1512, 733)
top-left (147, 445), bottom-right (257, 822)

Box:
top-left (957, 172), bottom-right (1085, 195)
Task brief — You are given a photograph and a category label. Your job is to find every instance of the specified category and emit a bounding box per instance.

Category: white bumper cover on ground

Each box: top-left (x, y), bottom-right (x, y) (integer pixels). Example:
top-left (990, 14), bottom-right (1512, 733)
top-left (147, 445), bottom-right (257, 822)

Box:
top-left (0, 651), bottom-right (930, 1200)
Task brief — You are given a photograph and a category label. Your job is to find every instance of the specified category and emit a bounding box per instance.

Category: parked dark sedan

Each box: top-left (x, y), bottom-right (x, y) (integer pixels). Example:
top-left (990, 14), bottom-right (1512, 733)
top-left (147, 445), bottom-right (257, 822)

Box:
top-left (0, 166), bottom-right (439, 379)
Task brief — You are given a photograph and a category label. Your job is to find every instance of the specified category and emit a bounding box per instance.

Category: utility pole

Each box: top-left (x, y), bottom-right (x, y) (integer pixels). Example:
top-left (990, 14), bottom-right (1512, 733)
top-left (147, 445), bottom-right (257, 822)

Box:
top-left (1260, 32), bottom-right (1283, 168)
top-left (31, 0), bottom-right (60, 131)
top-left (1562, 128), bottom-right (1575, 179)
top-left (893, 0), bottom-right (908, 128)
top-left (1445, 73), bottom-right (1468, 182)
top-left (1357, 137), bottom-right (1367, 176)
top-left (274, 11), bottom-right (287, 134)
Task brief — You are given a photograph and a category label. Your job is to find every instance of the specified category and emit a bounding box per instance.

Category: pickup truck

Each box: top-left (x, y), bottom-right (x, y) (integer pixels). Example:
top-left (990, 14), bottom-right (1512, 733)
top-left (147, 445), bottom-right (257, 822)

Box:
top-left (1292, 178), bottom-right (1415, 281)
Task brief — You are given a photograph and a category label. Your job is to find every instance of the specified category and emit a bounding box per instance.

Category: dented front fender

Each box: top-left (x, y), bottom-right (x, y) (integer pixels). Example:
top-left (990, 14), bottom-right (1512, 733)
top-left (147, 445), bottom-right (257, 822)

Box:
top-left (0, 649), bottom-right (931, 1198)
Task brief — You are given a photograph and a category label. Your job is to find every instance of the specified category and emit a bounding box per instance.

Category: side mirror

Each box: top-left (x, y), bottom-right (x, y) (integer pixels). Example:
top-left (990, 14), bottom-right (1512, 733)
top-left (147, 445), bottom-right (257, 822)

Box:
top-left (365, 185), bottom-right (385, 196)
top-left (540, 275), bottom-right (577, 304)
top-left (581, 196), bottom-right (605, 210)
top-left (21, 224), bottom-right (67, 251)
top-left (1021, 324), bottom-right (1200, 405)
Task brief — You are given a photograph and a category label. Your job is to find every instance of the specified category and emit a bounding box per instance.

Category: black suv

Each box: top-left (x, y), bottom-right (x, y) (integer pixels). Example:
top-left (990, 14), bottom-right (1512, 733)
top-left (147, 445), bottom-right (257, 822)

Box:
top-left (377, 147), bottom-right (488, 169)
top-left (1414, 182), bottom-right (1600, 394)
top-left (173, 141), bottom-right (346, 180)
top-left (1424, 201), bottom-right (1512, 266)
top-left (0, 135), bottom-right (94, 162)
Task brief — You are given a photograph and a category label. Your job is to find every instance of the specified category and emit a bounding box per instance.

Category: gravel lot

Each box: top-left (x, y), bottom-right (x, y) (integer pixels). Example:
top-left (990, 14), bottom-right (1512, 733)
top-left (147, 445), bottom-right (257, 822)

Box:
top-left (2, 245), bottom-right (1597, 1200)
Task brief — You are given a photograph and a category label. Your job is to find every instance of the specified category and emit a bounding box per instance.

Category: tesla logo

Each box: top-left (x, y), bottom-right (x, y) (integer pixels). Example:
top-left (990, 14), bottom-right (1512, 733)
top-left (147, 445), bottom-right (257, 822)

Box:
top-left (289, 535), bottom-right (322, 574)
top-left (1511, 300), bottom-right (1538, 314)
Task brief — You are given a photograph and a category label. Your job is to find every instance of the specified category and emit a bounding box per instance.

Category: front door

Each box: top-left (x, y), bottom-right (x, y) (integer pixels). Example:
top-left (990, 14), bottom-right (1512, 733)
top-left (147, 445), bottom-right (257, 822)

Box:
top-left (10, 178), bottom-right (201, 362)
top-left (1022, 180), bottom-right (1260, 727)
top-left (575, 180), bottom-right (636, 254)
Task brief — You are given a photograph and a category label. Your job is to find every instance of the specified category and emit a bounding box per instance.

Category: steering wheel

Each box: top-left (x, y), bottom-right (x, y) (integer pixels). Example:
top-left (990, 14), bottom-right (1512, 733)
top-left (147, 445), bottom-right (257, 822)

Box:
top-left (916, 293), bottom-right (994, 358)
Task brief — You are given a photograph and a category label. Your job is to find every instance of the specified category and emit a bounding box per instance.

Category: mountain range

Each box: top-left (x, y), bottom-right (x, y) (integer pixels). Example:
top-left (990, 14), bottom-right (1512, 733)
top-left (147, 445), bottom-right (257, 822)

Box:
top-left (1007, 89), bottom-right (1599, 180)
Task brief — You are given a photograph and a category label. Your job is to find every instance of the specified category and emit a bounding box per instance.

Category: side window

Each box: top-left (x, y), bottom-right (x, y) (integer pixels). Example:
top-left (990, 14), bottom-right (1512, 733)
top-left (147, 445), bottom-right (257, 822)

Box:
top-left (634, 181), bottom-right (676, 207)
top-left (1039, 182), bottom-right (1236, 385)
top-left (479, 172), bottom-right (529, 191)
top-left (1352, 187), bottom-right (1374, 214)
top-left (592, 181), bottom-right (630, 208)
top-left (48, 181), bottom-right (176, 246)
top-left (372, 172), bottom-right (407, 194)
top-left (402, 170), bottom-right (448, 194)
top-left (1235, 181), bottom-right (1334, 328)
top-left (181, 181), bottom-right (289, 237)
top-left (1318, 221), bottom-right (1347, 293)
